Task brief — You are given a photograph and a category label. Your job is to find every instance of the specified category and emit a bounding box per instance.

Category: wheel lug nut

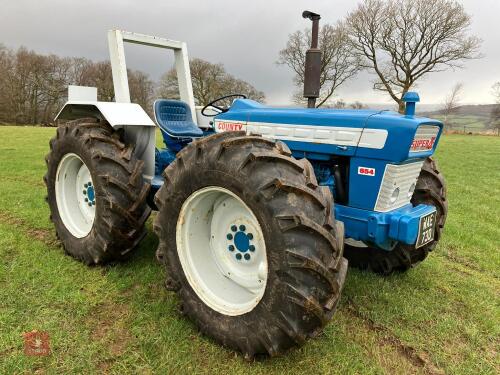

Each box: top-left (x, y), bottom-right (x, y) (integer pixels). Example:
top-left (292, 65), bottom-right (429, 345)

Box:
top-left (226, 233), bottom-right (233, 240)
top-left (84, 198), bottom-right (88, 202)
top-left (239, 225), bottom-right (246, 231)
top-left (247, 233), bottom-right (253, 240)
top-left (231, 225), bottom-right (237, 232)
top-left (88, 203), bottom-right (92, 207)
top-left (235, 253), bottom-right (242, 260)
top-left (84, 183), bottom-right (88, 188)
top-left (83, 190), bottom-right (86, 195)
top-left (249, 245), bottom-right (255, 252)
top-left (244, 254), bottom-right (250, 261)
top-left (228, 245), bottom-right (234, 251)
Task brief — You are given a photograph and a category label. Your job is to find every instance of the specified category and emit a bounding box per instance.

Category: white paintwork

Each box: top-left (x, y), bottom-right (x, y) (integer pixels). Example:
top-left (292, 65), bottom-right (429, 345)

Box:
top-left (215, 120), bottom-right (388, 149)
top-left (107, 30), bottom-right (196, 123)
top-left (68, 85), bottom-right (97, 101)
top-left (195, 106), bottom-right (213, 128)
top-left (55, 100), bottom-right (156, 181)
top-left (108, 30), bottom-right (130, 103)
top-left (176, 186), bottom-right (267, 316)
top-left (374, 161), bottom-right (424, 212)
top-left (56, 101), bottom-right (155, 127)
top-left (358, 128), bottom-right (388, 149)
top-left (55, 153), bottom-right (95, 238)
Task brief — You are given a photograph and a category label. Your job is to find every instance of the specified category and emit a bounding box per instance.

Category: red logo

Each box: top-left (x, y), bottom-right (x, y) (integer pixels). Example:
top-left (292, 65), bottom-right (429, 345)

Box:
top-left (23, 331), bottom-right (50, 356)
top-left (216, 121), bottom-right (245, 132)
top-left (358, 167), bottom-right (375, 176)
top-left (410, 137), bottom-right (436, 151)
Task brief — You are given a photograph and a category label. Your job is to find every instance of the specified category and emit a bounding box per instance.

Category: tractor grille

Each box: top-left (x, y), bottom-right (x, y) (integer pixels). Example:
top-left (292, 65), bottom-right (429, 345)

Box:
top-left (374, 161), bottom-right (424, 212)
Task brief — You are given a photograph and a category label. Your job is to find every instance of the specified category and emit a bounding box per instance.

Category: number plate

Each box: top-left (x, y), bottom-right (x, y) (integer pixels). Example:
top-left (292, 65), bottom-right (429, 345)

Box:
top-left (416, 211), bottom-right (437, 248)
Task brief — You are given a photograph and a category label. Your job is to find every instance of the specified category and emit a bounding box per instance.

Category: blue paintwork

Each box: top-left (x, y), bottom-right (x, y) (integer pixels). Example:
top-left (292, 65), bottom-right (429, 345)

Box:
top-left (234, 231), bottom-right (250, 252)
top-left (154, 99), bottom-right (204, 138)
top-left (402, 92), bottom-right (420, 117)
top-left (87, 186), bottom-right (95, 202)
top-left (335, 203), bottom-right (436, 250)
top-left (151, 95), bottom-right (444, 252)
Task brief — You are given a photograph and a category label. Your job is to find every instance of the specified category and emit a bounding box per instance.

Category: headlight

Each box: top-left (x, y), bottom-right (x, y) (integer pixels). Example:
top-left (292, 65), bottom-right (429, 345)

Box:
top-left (390, 187), bottom-right (400, 203)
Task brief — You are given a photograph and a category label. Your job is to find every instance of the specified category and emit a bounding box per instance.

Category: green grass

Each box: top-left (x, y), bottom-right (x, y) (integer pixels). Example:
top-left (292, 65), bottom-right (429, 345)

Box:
top-left (432, 114), bottom-right (491, 132)
top-left (0, 127), bottom-right (498, 374)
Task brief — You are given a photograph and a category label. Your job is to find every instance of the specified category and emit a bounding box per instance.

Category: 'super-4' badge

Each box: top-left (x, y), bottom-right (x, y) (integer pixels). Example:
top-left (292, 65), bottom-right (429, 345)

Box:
top-left (358, 167), bottom-right (375, 176)
top-left (410, 136), bottom-right (436, 152)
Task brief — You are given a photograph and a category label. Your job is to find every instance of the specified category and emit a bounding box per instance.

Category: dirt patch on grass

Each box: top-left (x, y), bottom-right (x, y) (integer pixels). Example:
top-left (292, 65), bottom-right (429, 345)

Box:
top-left (345, 299), bottom-right (444, 375)
top-left (0, 210), bottom-right (58, 247)
top-left (89, 301), bottom-right (133, 356)
top-left (87, 301), bottom-right (135, 372)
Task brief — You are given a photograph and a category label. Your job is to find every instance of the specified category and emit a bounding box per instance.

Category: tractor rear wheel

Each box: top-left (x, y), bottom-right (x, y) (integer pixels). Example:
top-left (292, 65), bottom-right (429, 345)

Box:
top-left (154, 132), bottom-right (347, 357)
top-left (344, 157), bottom-right (448, 275)
top-left (44, 119), bottom-right (151, 264)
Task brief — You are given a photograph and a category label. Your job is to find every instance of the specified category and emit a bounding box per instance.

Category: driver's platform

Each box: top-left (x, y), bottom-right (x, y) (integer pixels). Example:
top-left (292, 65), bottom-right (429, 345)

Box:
top-left (154, 99), bottom-right (203, 138)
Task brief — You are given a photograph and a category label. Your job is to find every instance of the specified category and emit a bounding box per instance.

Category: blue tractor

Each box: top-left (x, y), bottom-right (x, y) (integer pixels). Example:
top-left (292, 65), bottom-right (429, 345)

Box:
top-left (45, 13), bottom-right (447, 357)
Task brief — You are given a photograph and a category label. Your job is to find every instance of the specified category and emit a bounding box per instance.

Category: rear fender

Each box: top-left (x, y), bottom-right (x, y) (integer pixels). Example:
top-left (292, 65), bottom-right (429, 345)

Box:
top-left (55, 101), bottom-right (156, 182)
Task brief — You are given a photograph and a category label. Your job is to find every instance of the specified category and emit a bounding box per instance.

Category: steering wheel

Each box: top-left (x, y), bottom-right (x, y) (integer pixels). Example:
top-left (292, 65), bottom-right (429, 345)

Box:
top-left (201, 94), bottom-right (247, 117)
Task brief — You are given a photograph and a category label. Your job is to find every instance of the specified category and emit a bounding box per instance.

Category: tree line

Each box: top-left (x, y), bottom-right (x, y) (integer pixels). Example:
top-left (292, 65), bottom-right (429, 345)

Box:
top-left (0, 46), bottom-right (264, 125)
top-left (0, 0), bottom-right (494, 125)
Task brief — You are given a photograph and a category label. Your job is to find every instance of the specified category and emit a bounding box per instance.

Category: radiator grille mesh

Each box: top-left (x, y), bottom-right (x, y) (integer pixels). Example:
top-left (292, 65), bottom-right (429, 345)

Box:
top-left (374, 161), bottom-right (424, 212)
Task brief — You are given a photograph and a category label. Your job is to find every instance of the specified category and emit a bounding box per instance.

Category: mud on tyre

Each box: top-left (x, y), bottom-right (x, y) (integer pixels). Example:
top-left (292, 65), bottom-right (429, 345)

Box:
top-left (44, 118), bottom-right (151, 264)
top-left (154, 131), bottom-right (348, 357)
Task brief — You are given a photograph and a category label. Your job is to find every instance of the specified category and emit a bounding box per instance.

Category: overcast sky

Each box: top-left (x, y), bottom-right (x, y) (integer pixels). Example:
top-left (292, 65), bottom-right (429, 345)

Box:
top-left (1, 0), bottom-right (498, 107)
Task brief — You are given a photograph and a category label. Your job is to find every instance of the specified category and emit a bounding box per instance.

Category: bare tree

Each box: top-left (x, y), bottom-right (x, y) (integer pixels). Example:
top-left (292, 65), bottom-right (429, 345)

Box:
top-left (442, 82), bottom-right (463, 126)
top-left (350, 101), bottom-right (366, 109)
top-left (491, 82), bottom-right (500, 135)
top-left (492, 82), bottom-right (500, 104)
top-left (0, 45), bottom-right (155, 125)
top-left (277, 23), bottom-right (361, 107)
top-left (346, 0), bottom-right (482, 113)
top-left (158, 58), bottom-right (265, 106)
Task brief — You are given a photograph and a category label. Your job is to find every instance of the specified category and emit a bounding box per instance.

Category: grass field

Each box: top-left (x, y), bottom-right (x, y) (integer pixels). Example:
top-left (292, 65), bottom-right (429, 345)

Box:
top-left (0, 127), bottom-right (498, 374)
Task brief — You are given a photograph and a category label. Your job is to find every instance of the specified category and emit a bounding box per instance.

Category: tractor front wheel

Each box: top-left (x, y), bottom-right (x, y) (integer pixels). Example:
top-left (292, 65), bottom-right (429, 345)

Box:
top-left (44, 119), bottom-right (151, 264)
top-left (154, 132), bottom-right (347, 357)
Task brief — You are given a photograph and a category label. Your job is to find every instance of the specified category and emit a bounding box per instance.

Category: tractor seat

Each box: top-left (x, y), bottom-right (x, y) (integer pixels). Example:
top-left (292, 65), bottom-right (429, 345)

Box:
top-left (154, 99), bottom-right (203, 138)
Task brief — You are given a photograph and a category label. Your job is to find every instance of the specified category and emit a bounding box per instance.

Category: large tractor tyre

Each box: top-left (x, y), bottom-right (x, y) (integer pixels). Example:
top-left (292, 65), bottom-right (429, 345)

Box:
top-left (344, 157), bottom-right (448, 275)
top-left (154, 132), bottom-right (347, 357)
top-left (44, 118), bottom-right (151, 265)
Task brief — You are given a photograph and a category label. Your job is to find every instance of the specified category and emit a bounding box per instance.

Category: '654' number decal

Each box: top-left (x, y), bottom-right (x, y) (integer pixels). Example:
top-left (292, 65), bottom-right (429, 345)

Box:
top-left (358, 167), bottom-right (375, 176)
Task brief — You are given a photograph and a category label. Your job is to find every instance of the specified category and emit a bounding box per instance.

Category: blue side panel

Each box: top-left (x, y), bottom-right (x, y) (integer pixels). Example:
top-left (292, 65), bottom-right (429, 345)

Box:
top-left (348, 157), bottom-right (388, 209)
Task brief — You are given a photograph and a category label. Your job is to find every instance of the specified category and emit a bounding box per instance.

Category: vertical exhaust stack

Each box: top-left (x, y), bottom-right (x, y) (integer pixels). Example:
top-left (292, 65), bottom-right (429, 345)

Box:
top-left (302, 11), bottom-right (322, 108)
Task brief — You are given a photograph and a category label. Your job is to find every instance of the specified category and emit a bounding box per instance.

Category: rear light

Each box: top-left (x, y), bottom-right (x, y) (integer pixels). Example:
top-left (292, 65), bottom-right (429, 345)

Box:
top-left (410, 125), bottom-right (439, 153)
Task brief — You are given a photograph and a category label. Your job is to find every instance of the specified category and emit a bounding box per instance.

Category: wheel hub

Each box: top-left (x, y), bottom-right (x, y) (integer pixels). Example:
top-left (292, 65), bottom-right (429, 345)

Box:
top-left (55, 153), bottom-right (96, 238)
top-left (176, 186), bottom-right (268, 316)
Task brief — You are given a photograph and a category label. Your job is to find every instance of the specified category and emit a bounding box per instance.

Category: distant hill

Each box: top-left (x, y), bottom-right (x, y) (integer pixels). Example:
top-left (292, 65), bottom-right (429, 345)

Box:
top-left (419, 104), bottom-right (498, 133)
top-left (421, 104), bottom-right (497, 118)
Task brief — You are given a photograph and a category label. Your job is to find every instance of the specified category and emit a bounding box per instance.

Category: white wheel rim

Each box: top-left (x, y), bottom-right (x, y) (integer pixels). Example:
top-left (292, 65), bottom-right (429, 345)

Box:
top-left (55, 153), bottom-right (96, 238)
top-left (176, 186), bottom-right (268, 316)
